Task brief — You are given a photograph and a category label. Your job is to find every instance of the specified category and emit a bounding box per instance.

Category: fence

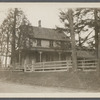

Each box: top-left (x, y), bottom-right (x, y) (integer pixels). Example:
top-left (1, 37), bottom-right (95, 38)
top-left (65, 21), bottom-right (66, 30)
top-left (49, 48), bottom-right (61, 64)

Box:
top-left (1, 59), bottom-right (96, 72)
top-left (24, 59), bottom-right (97, 72)
top-left (24, 60), bottom-right (72, 72)
top-left (77, 59), bottom-right (97, 71)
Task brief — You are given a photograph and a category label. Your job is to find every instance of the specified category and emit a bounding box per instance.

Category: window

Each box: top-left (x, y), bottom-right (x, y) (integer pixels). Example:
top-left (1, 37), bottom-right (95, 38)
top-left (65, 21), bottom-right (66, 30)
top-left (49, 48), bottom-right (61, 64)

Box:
top-left (61, 41), bottom-right (64, 46)
top-left (37, 39), bottom-right (41, 46)
top-left (49, 41), bottom-right (53, 47)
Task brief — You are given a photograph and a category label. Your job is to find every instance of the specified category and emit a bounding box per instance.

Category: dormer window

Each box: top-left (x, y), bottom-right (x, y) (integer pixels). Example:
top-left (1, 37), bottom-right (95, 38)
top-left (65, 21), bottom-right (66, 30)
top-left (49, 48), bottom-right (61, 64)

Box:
top-left (49, 41), bottom-right (53, 47)
top-left (37, 39), bottom-right (41, 46)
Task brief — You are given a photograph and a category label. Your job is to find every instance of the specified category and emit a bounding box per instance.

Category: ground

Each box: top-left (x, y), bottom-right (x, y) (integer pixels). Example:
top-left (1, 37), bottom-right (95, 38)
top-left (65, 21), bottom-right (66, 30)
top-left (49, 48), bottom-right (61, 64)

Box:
top-left (0, 79), bottom-right (89, 93)
top-left (0, 71), bottom-right (100, 93)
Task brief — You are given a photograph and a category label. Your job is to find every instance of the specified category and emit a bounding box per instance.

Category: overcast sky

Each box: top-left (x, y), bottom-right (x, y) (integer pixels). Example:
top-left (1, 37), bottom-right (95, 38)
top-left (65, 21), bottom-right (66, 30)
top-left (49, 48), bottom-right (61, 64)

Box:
top-left (0, 3), bottom-right (100, 29)
top-left (0, 3), bottom-right (70, 29)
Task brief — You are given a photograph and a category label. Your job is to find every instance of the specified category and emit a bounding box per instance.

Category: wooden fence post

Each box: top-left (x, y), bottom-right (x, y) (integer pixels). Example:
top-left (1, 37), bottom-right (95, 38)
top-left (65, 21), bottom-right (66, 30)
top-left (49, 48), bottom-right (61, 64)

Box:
top-left (24, 59), bottom-right (26, 72)
top-left (32, 61), bottom-right (34, 72)
top-left (43, 62), bottom-right (44, 71)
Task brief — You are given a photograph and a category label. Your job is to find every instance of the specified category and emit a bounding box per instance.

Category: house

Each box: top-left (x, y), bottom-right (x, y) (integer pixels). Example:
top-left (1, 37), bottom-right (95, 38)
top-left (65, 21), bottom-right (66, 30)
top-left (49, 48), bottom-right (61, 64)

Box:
top-left (14, 21), bottom-right (97, 68)
top-left (16, 21), bottom-right (71, 65)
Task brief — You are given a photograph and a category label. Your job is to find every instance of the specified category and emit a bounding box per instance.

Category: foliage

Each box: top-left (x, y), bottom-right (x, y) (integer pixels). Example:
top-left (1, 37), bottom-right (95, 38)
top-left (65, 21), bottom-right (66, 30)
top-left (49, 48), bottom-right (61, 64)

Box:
top-left (0, 8), bottom-right (31, 65)
top-left (57, 8), bottom-right (100, 49)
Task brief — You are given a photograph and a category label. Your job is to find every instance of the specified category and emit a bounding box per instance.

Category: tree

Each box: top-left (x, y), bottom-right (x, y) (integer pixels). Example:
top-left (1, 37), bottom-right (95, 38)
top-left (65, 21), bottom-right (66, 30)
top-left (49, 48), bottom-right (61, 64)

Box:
top-left (0, 8), bottom-right (31, 66)
top-left (58, 9), bottom-right (77, 70)
top-left (75, 8), bottom-right (100, 72)
top-left (58, 8), bottom-right (100, 73)
top-left (94, 8), bottom-right (99, 58)
top-left (58, 8), bottom-right (100, 52)
top-left (68, 9), bottom-right (77, 70)
top-left (11, 8), bottom-right (17, 65)
top-left (57, 8), bottom-right (100, 76)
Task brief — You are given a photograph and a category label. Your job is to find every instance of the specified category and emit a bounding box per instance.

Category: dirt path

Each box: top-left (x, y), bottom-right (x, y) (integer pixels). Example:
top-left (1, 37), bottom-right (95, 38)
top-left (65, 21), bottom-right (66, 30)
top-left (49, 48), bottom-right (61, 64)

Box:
top-left (0, 80), bottom-right (90, 93)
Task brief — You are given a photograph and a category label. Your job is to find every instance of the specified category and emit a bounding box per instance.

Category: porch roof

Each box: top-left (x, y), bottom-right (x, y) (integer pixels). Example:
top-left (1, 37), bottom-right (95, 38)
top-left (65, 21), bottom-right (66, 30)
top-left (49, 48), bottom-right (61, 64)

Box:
top-left (20, 47), bottom-right (96, 58)
top-left (21, 47), bottom-right (71, 53)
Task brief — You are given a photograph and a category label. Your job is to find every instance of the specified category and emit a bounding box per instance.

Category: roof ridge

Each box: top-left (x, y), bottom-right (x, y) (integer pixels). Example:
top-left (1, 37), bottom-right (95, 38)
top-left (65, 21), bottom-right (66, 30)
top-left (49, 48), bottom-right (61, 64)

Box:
top-left (32, 26), bottom-right (55, 30)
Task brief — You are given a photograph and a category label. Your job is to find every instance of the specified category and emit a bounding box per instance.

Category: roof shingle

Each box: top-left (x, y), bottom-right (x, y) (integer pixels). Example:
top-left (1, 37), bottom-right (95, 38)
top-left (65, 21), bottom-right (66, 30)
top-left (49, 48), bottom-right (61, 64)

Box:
top-left (28, 26), bottom-right (70, 41)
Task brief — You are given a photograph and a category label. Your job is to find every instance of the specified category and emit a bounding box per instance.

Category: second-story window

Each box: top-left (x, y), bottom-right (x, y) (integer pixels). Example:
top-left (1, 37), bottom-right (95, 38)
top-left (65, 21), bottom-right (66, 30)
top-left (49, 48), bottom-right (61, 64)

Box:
top-left (49, 41), bottom-right (53, 47)
top-left (37, 39), bottom-right (41, 46)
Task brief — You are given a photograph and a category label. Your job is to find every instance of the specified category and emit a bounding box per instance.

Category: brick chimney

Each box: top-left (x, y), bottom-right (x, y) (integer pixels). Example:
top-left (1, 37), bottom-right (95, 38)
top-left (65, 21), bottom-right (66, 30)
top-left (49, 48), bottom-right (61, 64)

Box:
top-left (38, 20), bottom-right (41, 27)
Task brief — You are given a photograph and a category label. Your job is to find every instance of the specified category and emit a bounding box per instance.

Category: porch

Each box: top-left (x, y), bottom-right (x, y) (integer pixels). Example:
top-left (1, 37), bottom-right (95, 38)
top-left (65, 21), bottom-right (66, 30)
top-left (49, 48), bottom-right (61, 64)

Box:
top-left (12, 49), bottom-right (97, 72)
top-left (18, 49), bottom-right (71, 65)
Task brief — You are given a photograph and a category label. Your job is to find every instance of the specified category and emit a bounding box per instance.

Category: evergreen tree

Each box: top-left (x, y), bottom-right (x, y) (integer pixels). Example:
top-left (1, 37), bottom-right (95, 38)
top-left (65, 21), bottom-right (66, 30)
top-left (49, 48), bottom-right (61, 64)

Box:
top-left (0, 8), bottom-right (31, 66)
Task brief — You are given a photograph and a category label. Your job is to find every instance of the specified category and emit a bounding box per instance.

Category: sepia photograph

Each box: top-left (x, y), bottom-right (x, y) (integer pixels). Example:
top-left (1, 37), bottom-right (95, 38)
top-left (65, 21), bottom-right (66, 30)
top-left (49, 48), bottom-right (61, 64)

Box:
top-left (0, 2), bottom-right (100, 97)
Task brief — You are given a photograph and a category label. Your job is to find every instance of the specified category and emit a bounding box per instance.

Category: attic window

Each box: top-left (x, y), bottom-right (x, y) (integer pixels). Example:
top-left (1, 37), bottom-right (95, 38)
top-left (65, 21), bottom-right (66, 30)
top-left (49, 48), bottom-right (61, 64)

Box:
top-left (37, 39), bottom-right (41, 46)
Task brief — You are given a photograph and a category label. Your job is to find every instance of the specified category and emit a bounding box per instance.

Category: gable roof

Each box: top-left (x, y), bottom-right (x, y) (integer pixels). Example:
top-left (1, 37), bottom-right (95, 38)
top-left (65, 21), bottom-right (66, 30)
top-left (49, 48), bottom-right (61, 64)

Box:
top-left (22, 25), bottom-right (70, 41)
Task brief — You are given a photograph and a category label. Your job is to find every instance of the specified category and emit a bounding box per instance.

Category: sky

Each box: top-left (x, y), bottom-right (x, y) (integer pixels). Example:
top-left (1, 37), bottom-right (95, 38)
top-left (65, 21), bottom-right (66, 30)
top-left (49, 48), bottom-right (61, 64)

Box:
top-left (0, 3), bottom-right (70, 29)
top-left (0, 3), bottom-right (100, 29)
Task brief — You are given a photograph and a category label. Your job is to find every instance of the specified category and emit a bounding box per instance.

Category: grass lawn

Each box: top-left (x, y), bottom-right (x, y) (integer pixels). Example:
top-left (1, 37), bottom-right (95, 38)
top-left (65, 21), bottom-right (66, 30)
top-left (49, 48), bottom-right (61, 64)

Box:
top-left (0, 70), bottom-right (100, 92)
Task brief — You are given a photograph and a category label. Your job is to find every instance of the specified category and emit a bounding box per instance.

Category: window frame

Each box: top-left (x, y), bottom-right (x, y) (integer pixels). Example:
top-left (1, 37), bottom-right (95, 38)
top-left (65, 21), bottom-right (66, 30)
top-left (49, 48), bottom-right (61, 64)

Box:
top-left (37, 39), bottom-right (41, 46)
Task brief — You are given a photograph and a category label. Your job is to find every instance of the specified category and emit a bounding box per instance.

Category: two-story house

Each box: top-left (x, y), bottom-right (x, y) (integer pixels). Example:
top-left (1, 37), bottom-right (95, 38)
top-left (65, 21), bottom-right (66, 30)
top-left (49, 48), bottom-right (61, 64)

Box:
top-left (16, 21), bottom-right (71, 65)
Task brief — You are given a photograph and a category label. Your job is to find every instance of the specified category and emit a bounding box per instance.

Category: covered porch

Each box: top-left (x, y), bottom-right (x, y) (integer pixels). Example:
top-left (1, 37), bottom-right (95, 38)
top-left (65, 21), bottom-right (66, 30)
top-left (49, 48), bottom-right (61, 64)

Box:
top-left (17, 49), bottom-right (71, 65)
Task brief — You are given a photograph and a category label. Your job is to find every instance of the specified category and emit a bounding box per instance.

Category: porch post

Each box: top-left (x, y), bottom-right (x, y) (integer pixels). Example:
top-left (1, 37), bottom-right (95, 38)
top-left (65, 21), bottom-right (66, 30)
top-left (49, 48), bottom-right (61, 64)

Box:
top-left (58, 52), bottom-right (61, 61)
top-left (39, 51), bottom-right (42, 62)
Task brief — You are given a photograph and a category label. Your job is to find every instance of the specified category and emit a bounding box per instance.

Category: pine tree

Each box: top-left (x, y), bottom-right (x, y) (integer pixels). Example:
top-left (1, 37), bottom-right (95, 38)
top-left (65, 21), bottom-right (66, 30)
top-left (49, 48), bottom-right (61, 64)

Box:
top-left (0, 8), bottom-right (31, 66)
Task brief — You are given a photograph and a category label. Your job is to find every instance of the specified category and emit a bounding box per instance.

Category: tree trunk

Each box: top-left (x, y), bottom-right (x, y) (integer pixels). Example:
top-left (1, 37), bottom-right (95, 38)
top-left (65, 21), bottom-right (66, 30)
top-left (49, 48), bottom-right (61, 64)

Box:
top-left (11, 8), bottom-right (17, 66)
top-left (94, 8), bottom-right (100, 73)
top-left (94, 8), bottom-right (99, 58)
top-left (78, 34), bottom-right (82, 47)
top-left (98, 33), bottom-right (100, 74)
top-left (5, 33), bottom-right (9, 67)
top-left (68, 9), bottom-right (77, 71)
